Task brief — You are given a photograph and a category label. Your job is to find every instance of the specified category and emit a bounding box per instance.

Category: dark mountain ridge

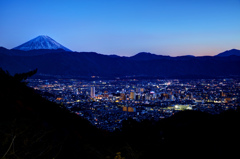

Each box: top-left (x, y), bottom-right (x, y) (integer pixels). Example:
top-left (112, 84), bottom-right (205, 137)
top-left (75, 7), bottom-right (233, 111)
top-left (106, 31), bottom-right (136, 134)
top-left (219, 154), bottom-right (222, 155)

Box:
top-left (1, 47), bottom-right (240, 79)
top-left (129, 52), bottom-right (171, 61)
top-left (215, 49), bottom-right (240, 57)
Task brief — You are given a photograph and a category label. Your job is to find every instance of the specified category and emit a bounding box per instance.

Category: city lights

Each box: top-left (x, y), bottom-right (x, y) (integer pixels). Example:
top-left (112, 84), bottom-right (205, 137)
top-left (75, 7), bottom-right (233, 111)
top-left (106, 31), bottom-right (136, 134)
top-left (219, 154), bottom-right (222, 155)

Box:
top-left (27, 78), bottom-right (240, 131)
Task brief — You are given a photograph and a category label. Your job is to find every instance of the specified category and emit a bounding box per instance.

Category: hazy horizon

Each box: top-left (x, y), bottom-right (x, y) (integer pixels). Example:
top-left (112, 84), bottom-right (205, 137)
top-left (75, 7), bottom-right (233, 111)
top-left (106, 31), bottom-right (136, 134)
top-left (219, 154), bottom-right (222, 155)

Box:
top-left (0, 34), bottom-right (238, 57)
top-left (1, 0), bottom-right (240, 56)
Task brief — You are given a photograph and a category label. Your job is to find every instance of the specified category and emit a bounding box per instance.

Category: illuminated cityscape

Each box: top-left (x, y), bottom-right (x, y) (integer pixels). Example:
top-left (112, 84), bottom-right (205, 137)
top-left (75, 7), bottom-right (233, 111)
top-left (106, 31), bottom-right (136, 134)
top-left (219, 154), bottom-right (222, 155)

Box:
top-left (27, 78), bottom-right (240, 131)
top-left (1, 0), bottom-right (240, 158)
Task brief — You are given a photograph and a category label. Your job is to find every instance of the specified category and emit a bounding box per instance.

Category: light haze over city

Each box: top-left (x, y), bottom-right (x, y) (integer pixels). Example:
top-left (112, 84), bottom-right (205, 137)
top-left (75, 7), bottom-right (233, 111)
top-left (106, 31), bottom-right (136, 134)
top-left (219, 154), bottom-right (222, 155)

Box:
top-left (0, 0), bottom-right (240, 56)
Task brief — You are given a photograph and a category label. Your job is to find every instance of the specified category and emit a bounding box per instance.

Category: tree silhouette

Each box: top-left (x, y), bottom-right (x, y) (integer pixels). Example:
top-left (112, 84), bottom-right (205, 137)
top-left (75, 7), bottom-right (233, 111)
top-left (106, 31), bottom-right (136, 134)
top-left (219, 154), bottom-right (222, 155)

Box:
top-left (13, 68), bottom-right (38, 82)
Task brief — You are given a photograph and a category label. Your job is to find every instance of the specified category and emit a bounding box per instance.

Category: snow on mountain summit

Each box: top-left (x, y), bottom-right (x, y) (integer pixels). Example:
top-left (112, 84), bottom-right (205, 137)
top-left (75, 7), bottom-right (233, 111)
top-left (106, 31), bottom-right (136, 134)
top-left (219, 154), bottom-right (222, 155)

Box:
top-left (12, 35), bottom-right (72, 52)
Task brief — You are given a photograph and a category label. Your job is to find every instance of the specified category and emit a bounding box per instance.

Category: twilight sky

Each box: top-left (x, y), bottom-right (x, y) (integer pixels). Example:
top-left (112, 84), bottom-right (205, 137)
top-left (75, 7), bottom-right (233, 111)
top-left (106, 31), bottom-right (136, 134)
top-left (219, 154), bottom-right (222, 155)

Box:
top-left (0, 0), bottom-right (240, 56)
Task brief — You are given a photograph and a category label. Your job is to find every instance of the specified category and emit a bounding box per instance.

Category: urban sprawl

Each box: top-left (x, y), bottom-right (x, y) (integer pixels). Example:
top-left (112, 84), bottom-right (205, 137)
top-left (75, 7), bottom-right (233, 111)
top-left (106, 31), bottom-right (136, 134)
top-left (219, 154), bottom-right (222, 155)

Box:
top-left (27, 78), bottom-right (240, 131)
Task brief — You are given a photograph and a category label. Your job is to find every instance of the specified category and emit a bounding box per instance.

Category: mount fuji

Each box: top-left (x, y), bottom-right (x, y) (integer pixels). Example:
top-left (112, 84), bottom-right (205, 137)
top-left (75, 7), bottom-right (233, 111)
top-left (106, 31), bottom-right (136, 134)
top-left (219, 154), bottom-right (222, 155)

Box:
top-left (12, 35), bottom-right (72, 52)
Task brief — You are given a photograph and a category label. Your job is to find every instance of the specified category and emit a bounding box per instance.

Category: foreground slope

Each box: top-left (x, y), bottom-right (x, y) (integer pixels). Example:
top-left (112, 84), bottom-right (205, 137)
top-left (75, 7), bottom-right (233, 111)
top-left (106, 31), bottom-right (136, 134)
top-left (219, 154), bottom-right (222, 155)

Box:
top-left (0, 69), bottom-right (107, 159)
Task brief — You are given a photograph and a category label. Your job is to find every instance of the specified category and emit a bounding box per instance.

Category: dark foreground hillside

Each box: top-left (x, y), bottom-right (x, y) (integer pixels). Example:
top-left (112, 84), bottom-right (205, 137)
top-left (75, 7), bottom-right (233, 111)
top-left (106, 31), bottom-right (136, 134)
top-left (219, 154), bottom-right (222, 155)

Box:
top-left (0, 69), bottom-right (240, 159)
top-left (0, 69), bottom-right (110, 159)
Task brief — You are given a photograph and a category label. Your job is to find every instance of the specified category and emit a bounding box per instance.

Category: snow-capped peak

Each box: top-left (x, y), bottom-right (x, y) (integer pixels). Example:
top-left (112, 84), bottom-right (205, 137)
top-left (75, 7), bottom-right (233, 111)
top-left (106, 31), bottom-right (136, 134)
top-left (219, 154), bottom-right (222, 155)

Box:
top-left (12, 35), bottom-right (72, 52)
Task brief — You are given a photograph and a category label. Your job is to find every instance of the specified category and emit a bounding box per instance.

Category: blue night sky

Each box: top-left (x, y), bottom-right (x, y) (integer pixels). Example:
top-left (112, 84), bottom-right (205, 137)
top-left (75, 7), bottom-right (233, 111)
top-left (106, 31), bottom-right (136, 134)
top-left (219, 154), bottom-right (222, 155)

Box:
top-left (0, 0), bottom-right (240, 56)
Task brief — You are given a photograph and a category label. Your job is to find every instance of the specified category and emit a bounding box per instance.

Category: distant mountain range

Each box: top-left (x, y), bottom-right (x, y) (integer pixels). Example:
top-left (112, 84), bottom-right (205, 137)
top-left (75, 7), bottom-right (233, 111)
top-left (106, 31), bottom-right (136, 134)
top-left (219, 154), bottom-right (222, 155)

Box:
top-left (215, 49), bottom-right (240, 57)
top-left (0, 36), bottom-right (240, 79)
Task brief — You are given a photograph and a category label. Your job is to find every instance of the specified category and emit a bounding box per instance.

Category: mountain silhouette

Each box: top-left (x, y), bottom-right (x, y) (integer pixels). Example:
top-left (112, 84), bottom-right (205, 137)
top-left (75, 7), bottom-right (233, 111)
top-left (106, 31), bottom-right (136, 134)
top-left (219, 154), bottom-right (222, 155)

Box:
top-left (216, 49), bottom-right (240, 57)
top-left (1, 35), bottom-right (240, 79)
top-left (130, 52), bottom-right (170, 61)
top-left (0, 48), bottom-right (240, 78)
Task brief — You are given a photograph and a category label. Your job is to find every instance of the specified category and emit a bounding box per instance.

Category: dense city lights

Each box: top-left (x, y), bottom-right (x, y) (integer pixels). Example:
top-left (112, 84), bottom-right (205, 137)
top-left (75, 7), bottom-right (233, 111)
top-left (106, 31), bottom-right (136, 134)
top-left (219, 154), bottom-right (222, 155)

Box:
top-left (27, 78), bottom-right (240, 131)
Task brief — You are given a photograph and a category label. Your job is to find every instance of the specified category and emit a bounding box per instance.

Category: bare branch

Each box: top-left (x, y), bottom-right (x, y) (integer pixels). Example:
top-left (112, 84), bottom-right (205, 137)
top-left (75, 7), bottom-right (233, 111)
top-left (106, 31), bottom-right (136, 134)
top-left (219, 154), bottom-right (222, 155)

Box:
top-left (1, 135), bottom-right (16, 159)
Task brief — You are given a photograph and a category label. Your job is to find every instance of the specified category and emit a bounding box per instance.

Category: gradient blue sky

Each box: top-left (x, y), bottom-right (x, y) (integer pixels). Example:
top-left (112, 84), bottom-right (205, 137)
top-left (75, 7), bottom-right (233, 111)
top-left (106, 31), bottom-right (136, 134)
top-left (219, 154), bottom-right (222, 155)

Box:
top-left (0, 0), bottom-right (240, 56)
